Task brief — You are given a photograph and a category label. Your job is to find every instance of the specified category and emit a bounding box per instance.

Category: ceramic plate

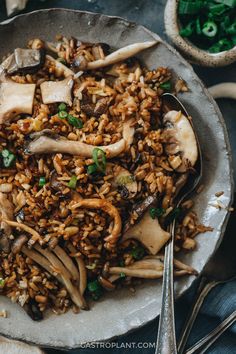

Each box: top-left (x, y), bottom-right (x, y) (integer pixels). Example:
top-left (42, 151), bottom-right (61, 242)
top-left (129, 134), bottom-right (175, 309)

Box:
top-left (0, 8), bottom-right (233, 349)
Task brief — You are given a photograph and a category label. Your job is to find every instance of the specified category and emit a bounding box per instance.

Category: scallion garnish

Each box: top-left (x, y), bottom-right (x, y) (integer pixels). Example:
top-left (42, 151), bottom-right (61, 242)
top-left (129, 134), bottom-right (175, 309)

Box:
top-left (87, 280), bottom-right (103, 301)
top-left (178, 0), bottom-right (236, 53)
top-left (149, 207), bottom-right (165, 219)
top-left (68, 175), bottom-right (77, 189)
top-left (58, 111), bottom-right (68, 119)
top-left (160, 81), bottom-right (172, 91)
top-left (1, 149), bottom-right (16, 168)
top-left (67, 115), bottom-right (83, 128)
top-left (131, 246), bottom-right (145, 260)
top-left (0, 278), bottom-right (5, 288)
top-left (39, 177), bottom-right (46, 187)
top-left (92, 148), bottom-right (106, 173)
top-left (58, 103), bottom-right (67, 112)
top-left (87, 163), bottom-right (98, 175)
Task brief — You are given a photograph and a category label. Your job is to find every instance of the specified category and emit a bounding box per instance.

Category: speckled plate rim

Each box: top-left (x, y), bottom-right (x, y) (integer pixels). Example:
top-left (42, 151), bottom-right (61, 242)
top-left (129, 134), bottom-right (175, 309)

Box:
top-left (0, 8), bottom-right (234, 349)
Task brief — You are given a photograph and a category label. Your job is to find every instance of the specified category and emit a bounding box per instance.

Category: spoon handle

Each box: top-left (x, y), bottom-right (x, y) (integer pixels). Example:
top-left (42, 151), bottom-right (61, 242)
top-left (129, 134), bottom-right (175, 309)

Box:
top-left (155, 221), bottom-right (177, 354)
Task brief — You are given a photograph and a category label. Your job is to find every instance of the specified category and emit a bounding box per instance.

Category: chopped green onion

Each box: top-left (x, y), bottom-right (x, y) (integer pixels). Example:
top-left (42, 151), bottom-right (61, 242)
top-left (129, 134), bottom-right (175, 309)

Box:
top-left (214, 0), bottom-right (236, 8)
top-left (209, 38), bottom-right (232, 52)
top-left (1, 149), bottom-right (16, 168)
top-left (58, 111), bottom-right (68, 119)
top-left (86, 263), bottom-right (96, 270)
top-left (178, 0), bottom-right (204, 15)
top-left (149, 207), bottom-right (165, 219)
top-left (179, 21), bottom-right (195, 37)
top-left (68, 175), bottom-right (77, 189)
top-left (208, 3), bottom-right (227, 15)
top-left (196, 17), bottom-right (202, 35)
top-left (39, 177), bottom-right (46, 187)
top-left (87, 163), bottom-right (98, 175)
top-left (58, 103), bottom-right (67, 112)
top-left (131, 246), bottom-right (145, 260)
top-left (226, 22), bottom-right (236, 35)
top-left (120, 272), bottom-right (126, 278)
top-left (0, 278), bottom-right (5, 288)
top-left (67, 115), bottom-right (83, 128)
top-left (92, 148), bottom-right (106, 173)
top-left (160, 81), bottom-right (172, 91)
top-left (202, 21), bottom-right (218, 37)
top-left (87, 279), bottom-right (103, 300)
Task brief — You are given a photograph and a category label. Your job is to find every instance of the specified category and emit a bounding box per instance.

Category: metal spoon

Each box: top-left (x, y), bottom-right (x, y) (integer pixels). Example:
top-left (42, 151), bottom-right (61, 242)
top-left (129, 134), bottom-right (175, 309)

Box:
top-left (155, 93), bottom-right (202, 354)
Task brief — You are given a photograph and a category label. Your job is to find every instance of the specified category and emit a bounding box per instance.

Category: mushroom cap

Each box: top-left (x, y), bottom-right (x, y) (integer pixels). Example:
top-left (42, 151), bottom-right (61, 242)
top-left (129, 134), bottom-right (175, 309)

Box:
top-left (0, 80), bottom-right (36, 124)
top-left (164, 110), bottom-right (198, 172)
top-left (40, 76), bottom-right (74, 106)
top-left (122, 211), bottom-right (170, 255)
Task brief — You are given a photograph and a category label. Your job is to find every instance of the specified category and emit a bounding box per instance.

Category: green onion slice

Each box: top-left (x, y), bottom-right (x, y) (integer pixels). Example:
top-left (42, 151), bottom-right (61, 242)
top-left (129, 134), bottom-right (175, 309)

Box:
top-left (202, 21), bottom-right (218, 38)
top-left (131, 246), bottom-right (145, 260)
top-left (160, 81), bottom-right (172, 91)
top-left (92, 148), bottom-right (106, 173)
top-left (87, 163), bottom-right (98, 175)
top-left (58, 111), bottom-right (68, 119)
top-left (67, 115), bottom-right (83, 128)
top-left (1, 149), bottom-right (16, 168)
top-left (39, 177), bottom-right (46, 187)
top-left (58, 103), bottom-right (67, 112)
top-left (68, 175), bottom-right (77, 189)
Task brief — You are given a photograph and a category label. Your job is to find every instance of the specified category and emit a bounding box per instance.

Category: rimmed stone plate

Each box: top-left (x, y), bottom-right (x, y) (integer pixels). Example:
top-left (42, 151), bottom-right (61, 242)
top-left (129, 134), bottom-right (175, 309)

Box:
top-left (0, 8), bottom-right (233, 349)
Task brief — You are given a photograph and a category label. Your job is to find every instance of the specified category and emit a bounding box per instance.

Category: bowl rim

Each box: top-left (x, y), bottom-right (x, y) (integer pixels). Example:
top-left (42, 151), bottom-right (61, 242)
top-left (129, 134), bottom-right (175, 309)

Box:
top-left (164, 0), bottom-right (236, 67)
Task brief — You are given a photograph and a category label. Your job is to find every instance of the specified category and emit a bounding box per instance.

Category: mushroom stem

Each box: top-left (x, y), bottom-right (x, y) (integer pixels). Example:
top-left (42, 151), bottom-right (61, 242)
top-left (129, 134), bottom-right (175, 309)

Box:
top-left (26, 120), bottom-right (134, 158)
top-left (109, 267), bottom-right (163, 279)
top-left (53, 245), bottom-right (80, 283)
top-left (87, 41), bottom-right (158, 70)
top-left (208, 83), bottom-right (236, 100)
top-left (67, 243), bottom-right (87, 295)
top-left (71, 199), bottom-right (122, 248)
top-left (1, 219), bottom-right (44, 246)
top-left (46, 55), bottom-right (74, 77)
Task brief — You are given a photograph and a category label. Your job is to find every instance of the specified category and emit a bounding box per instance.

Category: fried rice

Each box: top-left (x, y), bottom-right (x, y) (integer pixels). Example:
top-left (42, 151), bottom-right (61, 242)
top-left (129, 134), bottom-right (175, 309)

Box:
top-left (0, 36), bottom-right (212, 319)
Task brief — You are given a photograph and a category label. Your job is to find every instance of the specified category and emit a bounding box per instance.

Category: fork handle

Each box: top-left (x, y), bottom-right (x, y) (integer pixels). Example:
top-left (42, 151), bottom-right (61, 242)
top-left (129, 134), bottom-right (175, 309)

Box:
top-left (155, 221), bottom-right (177, 354)
top-left (177, 277), bottom-right (220, 354)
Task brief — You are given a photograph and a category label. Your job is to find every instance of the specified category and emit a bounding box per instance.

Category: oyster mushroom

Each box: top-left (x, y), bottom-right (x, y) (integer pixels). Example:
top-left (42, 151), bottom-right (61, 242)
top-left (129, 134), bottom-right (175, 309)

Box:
top-left (11, 234), bottom-right (28, 254)
top-left (46, 55), bottom-right (74, 77)
top-left (0, 192), bottom-right (14, 252)
top-left (109, 255), bottom-right (197, 279)
top-left (0, 75), bottom-right (36, 124)
top-left (163, 110), bottom-right (198, 172)
top-left (40, 76), bottom-right (74, 106)
top-left (67, 243), bottom-right (87, 295)
top-left (87, 41), bottom-right (158, 70)
top-left (26, 119), bottom-right (135, 158)
top-left (1, 48), bottom-right (45, 75)
top-left (122, 211), bottom-right (170, 255)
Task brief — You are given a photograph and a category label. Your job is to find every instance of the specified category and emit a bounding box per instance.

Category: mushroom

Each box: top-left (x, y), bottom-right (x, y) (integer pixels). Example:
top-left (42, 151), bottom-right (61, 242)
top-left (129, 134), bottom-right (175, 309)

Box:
top-left (33, 244), bottom-right (87, 310)
top-left (108, 164), bottom-right (138, 200)
top-left (71, 199), bottom-right (122, 249)
top-left (2, 219), bottom-right (44, 246)
top-left (67, 243), bottom-right (87, 295)
top-left (86, 41), bottom-right (158, 70)
top-left (40, 76), bottom-right (74, 106)
top-left (52, 245), bottom-right (80, 283)
top-left (1, 48), bottom-right (45, 75)
top-left (123, 195), bottom-right (158, 233)
top-left (163, 110), bottom-right (198, 172)
top-left (122, 211), bottom-right (170, 255)
top-left (26, 119), bottom-right (135, 158)
top-left (208, 82), bottom-right (236, 100)
top-left (46, 55), bottom-right (74, 77)
top-left (0, 192), bottom-right (14, 236)
top-left (109, 255), bottom-right (197, 279)
top-left (81, 97), bottom-right (110, 117)
top-left (0, 76), bottom-right (36, 124)
top-left (11, 234), bottom-right (28, 254)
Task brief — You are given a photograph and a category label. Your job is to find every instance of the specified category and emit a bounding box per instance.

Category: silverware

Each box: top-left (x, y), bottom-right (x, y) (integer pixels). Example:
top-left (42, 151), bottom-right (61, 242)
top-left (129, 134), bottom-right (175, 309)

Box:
top-left (178, 213), bottom-right (236, 354)
top-left (185, 310), bottom-right (236, 354)
top-left (155, 93), bottom-right (202, 354)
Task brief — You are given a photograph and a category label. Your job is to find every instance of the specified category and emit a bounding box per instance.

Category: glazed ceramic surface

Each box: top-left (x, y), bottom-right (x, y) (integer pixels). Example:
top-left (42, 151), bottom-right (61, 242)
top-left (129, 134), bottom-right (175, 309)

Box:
top-left (0, 9), bottom-right (233, 349)
top-left (164, 0), bottom-right (236, 67)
